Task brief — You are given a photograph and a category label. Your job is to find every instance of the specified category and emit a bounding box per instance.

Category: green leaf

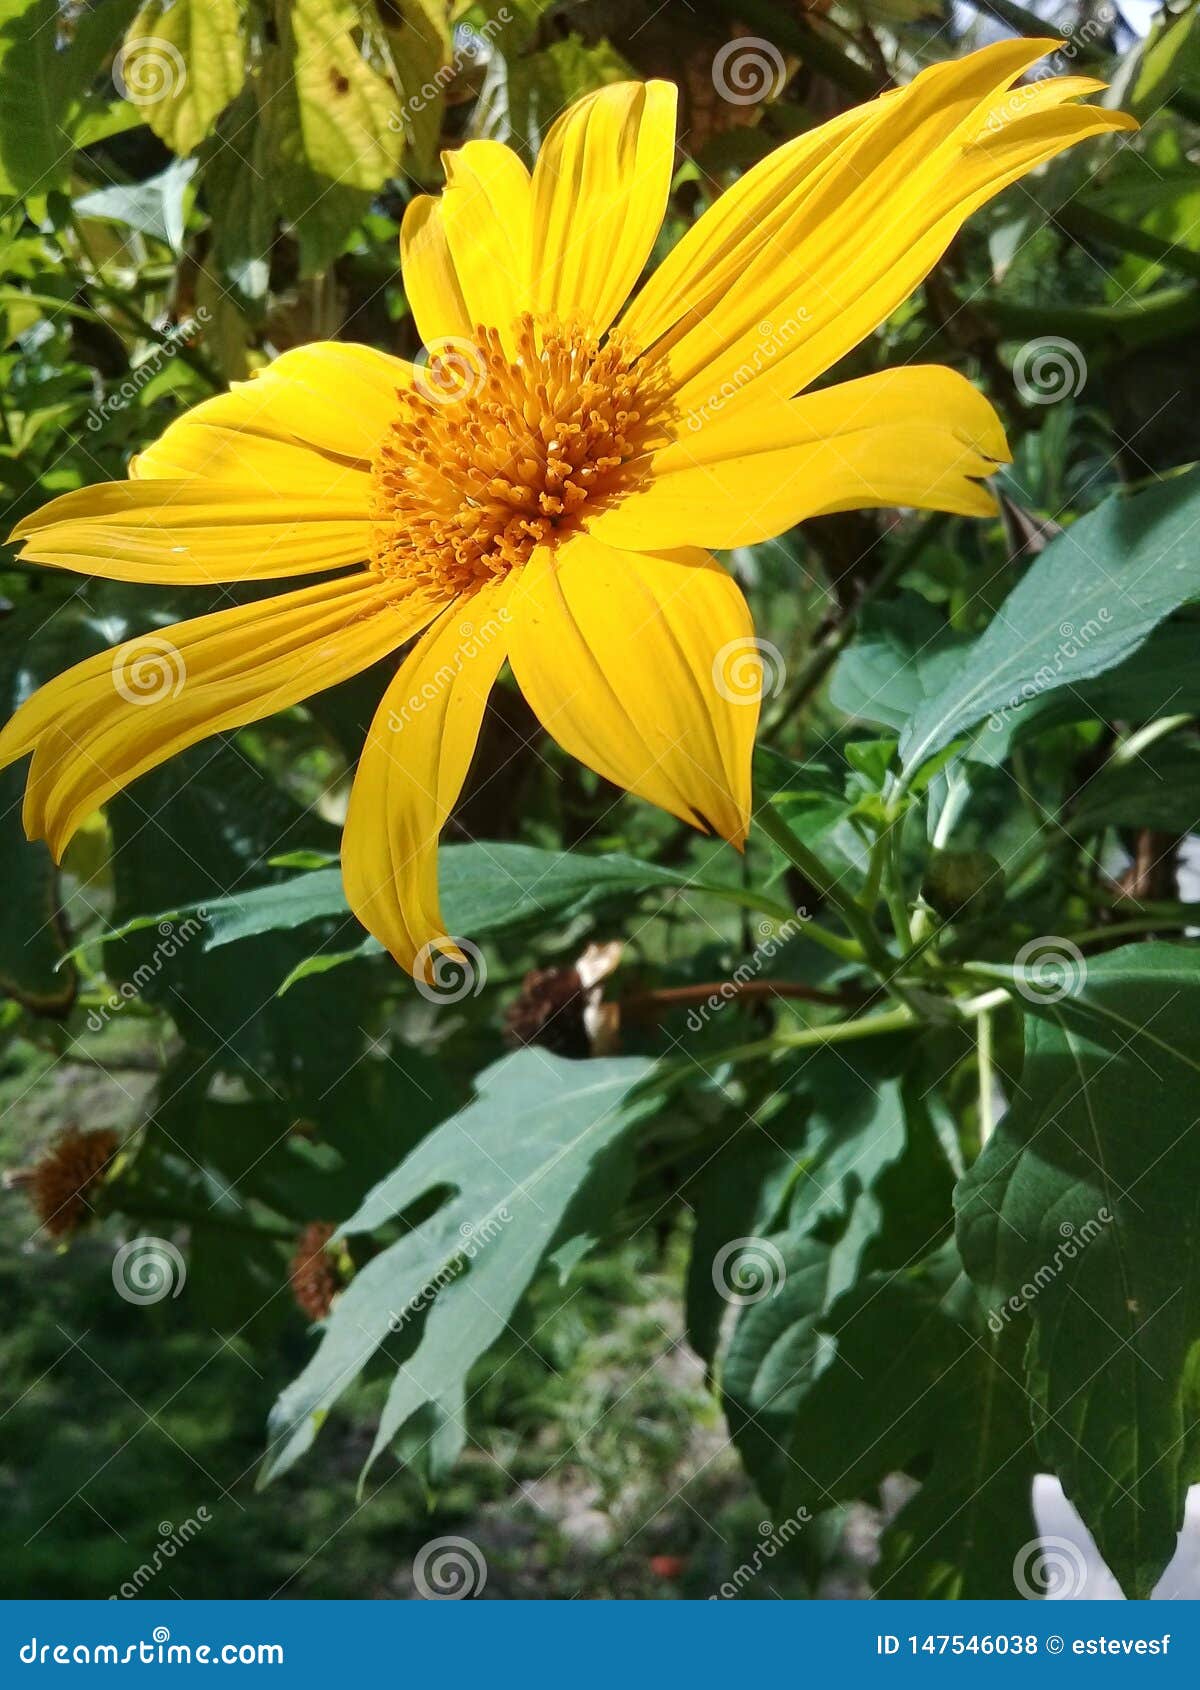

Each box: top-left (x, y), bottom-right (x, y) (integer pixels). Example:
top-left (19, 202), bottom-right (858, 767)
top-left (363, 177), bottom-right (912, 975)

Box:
top-left (380, 0), bottom-right (451, 174)
top-left (1069, 737), bottom-right (1200, 836)
top-left (831, 600), bottom-right (969, 733)
top-left (685, 1111), bottom-right (809, 1369)
top-left (0, 0), bottom-right (139, 200)
top-left (261, 1049), bottom-right (656, 1485)
top-left (476, 31), bottom-right (633, 153)
top-left (1126, 0), bottom-right (1200, 120)
top-left (957, 942), bottom-right (1200, 1597)
top-left (122, 0), bottom-right (246, 155)
top-left (717, 1046), bottom-right (956, 1500)
top-left (989, 620), bottom-right (1200, 754)
top-left (104, 733), bottom-right (365, 1100)
top-left (900, 468), bottom-right (1200, 776)
top-left (262, 0), bottom-right (400, 189)
top-left (721, 1235), bottom-right (838, 1502)
top-left (203, 99), bottom-right (274, 306)
top-left (106, 841), bottom-right (785, 956)
top-left (0, 758), bottom-right (75, 1012)
top-left (258, 0), bottom-right (402, 273)
top-left (779, 1263), bottom-right (1039, 1599)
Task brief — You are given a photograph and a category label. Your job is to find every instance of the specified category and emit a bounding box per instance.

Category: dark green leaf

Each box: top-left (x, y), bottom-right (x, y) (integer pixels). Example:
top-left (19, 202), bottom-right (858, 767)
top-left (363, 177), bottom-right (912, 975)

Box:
top-left (779, 1263), bottom-right (1039, 1599)
top-left (901, 469), bottom-right (1200, 775)
top-left (957, 942), bottom-right (1200, 1597)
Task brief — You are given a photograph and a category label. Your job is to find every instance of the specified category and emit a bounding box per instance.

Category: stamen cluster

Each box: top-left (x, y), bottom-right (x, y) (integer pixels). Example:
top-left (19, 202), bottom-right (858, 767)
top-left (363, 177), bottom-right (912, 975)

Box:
top-left (370, 315), bottom-right (655, 592)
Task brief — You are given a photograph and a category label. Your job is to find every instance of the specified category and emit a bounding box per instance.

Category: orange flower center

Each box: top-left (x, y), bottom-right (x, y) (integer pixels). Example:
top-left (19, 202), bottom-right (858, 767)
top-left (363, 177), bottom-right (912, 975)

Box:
top-left (369, 315), bottom-right (658, 594)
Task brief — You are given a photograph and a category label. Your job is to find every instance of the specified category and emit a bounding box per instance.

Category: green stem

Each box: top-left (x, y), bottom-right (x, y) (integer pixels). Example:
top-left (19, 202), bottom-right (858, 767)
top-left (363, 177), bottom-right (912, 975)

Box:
top-left (657, 982), bottom-right (1012, 1081)
top-left (672, 1003), bottom-right (919, 1075)
top-left (1071, 916), bottom-right (1198, 947)
top-left (1110, 714), bottom-right (1194, 766)
top-left (756, 802), bottom-right (897, 979)
top-left (977, 1004), bottom-right (996, 1149)
top-left (1056, 205), bottom-right (1200, 284)
top-left (983, 286), bottom-right (1200, 353)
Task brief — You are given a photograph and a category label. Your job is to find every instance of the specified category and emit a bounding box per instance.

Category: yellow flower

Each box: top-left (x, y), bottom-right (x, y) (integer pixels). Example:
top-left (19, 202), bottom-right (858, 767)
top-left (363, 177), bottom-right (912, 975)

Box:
top-left (0, 42), bottom-right (1133, 981)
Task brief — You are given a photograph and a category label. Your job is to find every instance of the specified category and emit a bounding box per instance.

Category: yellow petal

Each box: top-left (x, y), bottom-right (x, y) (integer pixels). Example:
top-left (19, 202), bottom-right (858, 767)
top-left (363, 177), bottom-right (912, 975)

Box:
top-left (341, 581), bottom-right (513, 980)
top-left (507, 533), bottom-right (754, 846)
top-left (132, 342), bottom-right (413, 480)
top-left (400, 193), bottom-right (473, 348)
top-left (415, 142), bottom-right (533, 355)
top-left (0, 573), bottom-right (440, 859)
top-left (592, 366), bottom-right (1009, 550)
top-left (531, 79), bottom-right (677, 337)
top-left (621, 41), bottom-right (1135, 411)
top-left (11, 479), bottom-right (373, 584)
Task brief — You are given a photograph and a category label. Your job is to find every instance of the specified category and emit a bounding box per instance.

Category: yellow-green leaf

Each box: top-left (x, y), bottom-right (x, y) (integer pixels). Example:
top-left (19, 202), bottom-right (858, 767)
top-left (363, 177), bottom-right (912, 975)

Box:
top-left (121, 0), bottom-right (247, 156)
top-left (268, 0), bottom-right (403, 193)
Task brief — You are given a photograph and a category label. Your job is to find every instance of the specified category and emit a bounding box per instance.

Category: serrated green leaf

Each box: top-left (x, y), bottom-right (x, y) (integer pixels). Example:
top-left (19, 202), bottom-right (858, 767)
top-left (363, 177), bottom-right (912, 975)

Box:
top-left (957, 942), bottom-right (1200, 1597)
top-left (261, 1049), bottom-right (655, 1485)
top-left (778, 1264), bottom-right (1039, 1598)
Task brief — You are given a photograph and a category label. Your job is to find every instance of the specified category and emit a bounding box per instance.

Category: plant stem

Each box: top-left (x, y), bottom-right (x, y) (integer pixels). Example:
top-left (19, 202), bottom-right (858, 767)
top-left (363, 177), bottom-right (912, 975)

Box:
top-left (1110, 714), bottom-right (1194, 767)
top-left (983, 286), bottom-right (1200, 353)
top-left (1072, 916), bottom-right (1198, 947)
top-left (756, 801), bottom-right (892, 975)
top-left (976, 1004), bottom-right (996, 1149)
top-left (621, 978), bottom-right (871, 1019)
top-left (1056, 205), bottom-right (1200, 284)
top-left (686, 1003), bottom-right (919, 1071)
top-left (675, 983), bottom-right (1012, 1075)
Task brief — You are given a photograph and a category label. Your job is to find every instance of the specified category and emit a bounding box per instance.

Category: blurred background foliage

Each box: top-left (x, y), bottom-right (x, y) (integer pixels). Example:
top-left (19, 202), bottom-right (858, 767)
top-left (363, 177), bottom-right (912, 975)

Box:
top-left (1, 0), bottom-right (1199, 1600)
